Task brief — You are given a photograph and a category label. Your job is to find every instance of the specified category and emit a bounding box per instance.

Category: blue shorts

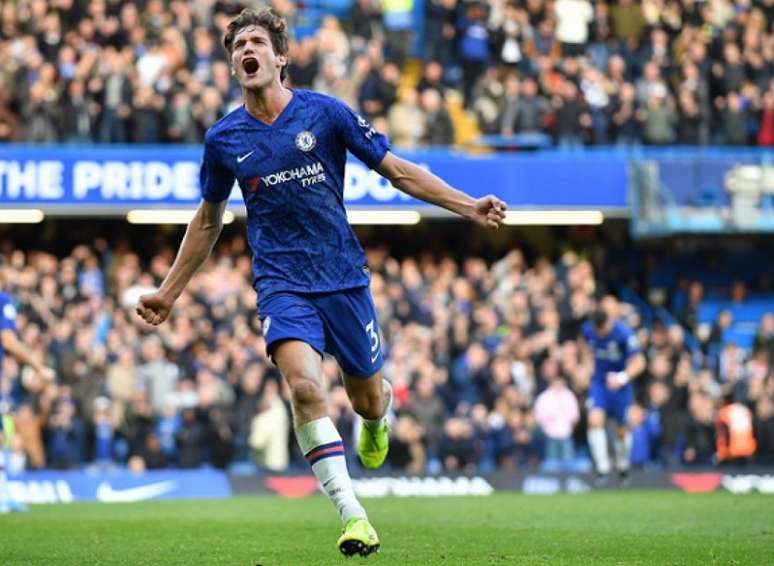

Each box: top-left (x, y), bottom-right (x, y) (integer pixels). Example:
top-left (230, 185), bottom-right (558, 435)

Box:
top-left (587, 382), bottom-right (633, 424)
top-left (259, 286), bottom-right (384, 378)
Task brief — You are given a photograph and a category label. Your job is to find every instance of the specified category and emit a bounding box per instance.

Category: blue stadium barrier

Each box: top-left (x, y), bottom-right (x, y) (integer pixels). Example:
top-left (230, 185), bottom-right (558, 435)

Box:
top-left (8, 468), bottom-right (232, 504)
top-left (1, 146), bottom-right (770, 230)
top-left (0, 145), bottom-right (629, 211)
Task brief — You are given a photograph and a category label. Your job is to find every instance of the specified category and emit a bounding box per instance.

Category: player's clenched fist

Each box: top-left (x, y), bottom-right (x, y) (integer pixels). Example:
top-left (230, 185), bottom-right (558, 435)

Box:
top-left (136, 293), bottom-right (174, 326)
top-left (472, 195), bottom-right (508, 230)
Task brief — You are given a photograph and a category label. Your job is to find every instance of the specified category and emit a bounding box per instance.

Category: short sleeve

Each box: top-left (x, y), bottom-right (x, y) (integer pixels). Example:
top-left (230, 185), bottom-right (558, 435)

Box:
top-left (0, 298), bottom-right (17, 331)
top-left (199, 135), bottom-right (235, 203)
top-left (330, 99), bottom-right (390, 169)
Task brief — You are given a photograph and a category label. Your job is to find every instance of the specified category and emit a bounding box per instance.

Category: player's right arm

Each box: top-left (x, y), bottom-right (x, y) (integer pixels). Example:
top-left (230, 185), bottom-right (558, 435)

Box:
top-left (137, 132), bottom-right (233, 326)
top-left (136, 199), bottom-right (227, 326)
top-left (1, 298), bottom-right (54, 380)
top-left (1, 330), bottom-right (55, 382)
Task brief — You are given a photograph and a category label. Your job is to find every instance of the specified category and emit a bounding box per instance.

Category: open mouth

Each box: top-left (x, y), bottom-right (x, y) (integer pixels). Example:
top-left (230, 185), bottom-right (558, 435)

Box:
top-left (242, 57), bottom-right (259, 75)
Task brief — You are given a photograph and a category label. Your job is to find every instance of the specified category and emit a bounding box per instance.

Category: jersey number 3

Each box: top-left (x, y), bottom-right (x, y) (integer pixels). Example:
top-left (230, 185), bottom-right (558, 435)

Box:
top-left (365, 319), bottom-right (380, 363)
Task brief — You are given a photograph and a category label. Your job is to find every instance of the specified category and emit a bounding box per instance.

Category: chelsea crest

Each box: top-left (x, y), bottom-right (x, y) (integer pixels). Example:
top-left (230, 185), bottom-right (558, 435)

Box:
top-left (295, 130), bottom-right (316, 152)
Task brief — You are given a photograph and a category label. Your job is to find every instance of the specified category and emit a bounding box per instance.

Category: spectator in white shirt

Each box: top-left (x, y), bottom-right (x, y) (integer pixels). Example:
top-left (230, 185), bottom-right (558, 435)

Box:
top-left (554, 0), bottom-right (594, 57)
top-left (534, 375), bottom-right (580, 469)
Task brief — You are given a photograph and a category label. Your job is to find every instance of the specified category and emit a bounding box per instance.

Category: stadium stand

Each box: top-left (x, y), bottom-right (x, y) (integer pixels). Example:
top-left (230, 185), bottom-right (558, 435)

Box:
top-left (0, 0), bottom-right (772, 147)
top-left (0, 229), bottom-right (772, 473)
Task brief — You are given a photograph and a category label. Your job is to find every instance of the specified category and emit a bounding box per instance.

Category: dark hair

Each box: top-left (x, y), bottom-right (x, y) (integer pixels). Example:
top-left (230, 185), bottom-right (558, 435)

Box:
top-left (223, 9), bottom-right (289, 82)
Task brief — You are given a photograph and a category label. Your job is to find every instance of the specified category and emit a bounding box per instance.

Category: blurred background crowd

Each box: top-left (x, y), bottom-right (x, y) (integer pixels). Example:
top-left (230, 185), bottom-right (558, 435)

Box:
top-left (1, 0), bottom-right (774, 147)
top-left (1, 227), bottom-right (772, 474)
top-left (0, 0), bottom-right (772, 475)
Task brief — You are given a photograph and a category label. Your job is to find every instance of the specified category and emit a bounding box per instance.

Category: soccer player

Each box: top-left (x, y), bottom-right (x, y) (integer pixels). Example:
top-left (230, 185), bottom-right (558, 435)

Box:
top-left (0, 264), bottom-right (56, 513)
top-left (580, 295), bottom-right (645, 486)
top-left (135, 8), bottom-right (506, 557)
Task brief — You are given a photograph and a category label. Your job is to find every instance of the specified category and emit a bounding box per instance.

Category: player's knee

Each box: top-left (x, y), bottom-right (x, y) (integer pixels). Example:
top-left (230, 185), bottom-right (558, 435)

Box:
top-left (351, 390), bottom-right (383, 420)
top-left (287, 373), bottom-right (325, 410)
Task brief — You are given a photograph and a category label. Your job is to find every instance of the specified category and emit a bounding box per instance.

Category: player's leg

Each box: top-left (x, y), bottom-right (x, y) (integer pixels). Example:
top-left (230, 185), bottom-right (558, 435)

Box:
top-left (272, 340), bottom-right (370, 527)
top-left (274, 340), bottom-right (379, 557)
top-left (343, 370), bottom-right (392, 470)
top-left (306, 287), bottom-right (385, 555)
top-left (343, 369), bottom-right (391, 422)
top-left (335, 376), bottom-right (388, 554)
top-left (314, 287), bottom-right (391, 470)
top-left (587, 384), bottom-right (613, 480)
top-left (611, 392), bottom-right (634, 484)
top-left (612, 424), bottom-right (633, 483)
top-left (260, 292), bottom-right (372, 553)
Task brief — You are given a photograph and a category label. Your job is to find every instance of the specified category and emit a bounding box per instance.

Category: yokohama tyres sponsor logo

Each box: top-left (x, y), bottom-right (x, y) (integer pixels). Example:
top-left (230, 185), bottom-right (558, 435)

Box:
top-left (721, 474), bottom-right (774, 494)
top-left (263, 162), bottom-right (325, 187)
top-left (263, 475), bottom-right (494, 498)
top-left (352, 476), bottom-right (494, 497)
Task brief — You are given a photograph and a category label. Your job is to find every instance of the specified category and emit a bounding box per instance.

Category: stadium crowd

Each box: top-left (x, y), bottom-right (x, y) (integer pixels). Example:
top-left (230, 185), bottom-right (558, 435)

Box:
top-left (1, 234), bottom-right (772, 474)
top-left (0, 0), bottom-right (774, 147)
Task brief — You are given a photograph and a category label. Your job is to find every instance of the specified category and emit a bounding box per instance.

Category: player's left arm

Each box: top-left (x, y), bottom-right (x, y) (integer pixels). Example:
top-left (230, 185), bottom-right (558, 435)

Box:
top-left (623, 328), bottom-right (646, 380)
top-left (375, 152), bottom-right (507, 229)
top-left (332, 98), bottom-right (505, 227)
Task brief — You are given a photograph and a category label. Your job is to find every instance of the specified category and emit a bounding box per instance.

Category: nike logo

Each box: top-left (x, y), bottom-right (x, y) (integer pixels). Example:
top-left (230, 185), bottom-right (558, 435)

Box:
top-left (237, 150), bottom-right (254, 163)
top-left (371, 351), bottom-right (380, 363)
top-left (96, 480), bottom-right (177, 503)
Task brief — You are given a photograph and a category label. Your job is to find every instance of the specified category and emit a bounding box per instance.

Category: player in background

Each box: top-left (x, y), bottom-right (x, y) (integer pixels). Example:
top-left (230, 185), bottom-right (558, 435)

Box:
top-left (136, 8), bottom-right (506, 557)
top-left (0, 261), bottom-right (56, 513)
top-left (580, 295), bottom-right (645, 486)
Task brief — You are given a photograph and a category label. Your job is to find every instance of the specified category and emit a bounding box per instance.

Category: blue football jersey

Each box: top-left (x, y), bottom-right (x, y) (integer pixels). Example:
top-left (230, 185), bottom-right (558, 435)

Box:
top-left (199, 89), bottom-right (390, 301)
top-left (581, 320), bottom-right (640, 387)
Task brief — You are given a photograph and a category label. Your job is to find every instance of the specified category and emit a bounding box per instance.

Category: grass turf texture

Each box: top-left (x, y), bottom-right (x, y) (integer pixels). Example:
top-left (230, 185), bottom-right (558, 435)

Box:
top-left (1, 492), bottom-right (772, 565)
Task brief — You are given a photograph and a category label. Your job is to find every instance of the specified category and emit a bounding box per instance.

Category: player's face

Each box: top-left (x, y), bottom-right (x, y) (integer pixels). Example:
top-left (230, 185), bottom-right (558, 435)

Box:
top-left (230, 25), bottom-right (286, 91)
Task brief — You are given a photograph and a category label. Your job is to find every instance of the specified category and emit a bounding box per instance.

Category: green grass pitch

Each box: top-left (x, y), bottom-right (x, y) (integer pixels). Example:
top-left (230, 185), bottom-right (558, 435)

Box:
top-left (1, 492), bottom-right (772, 565)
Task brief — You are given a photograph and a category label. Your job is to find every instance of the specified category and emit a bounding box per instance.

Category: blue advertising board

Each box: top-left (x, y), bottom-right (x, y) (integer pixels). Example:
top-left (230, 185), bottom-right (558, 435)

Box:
top-left (0, 145), bottom-right (629, 212)
top-left (7, 468), bottom-right (232, 504)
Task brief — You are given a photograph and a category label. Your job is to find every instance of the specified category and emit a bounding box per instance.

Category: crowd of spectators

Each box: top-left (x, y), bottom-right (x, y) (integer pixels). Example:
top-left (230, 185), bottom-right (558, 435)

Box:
top-left (1, 0), bottom-right (774, 147)
top-left (1, 233), bottom-right (772, 474)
